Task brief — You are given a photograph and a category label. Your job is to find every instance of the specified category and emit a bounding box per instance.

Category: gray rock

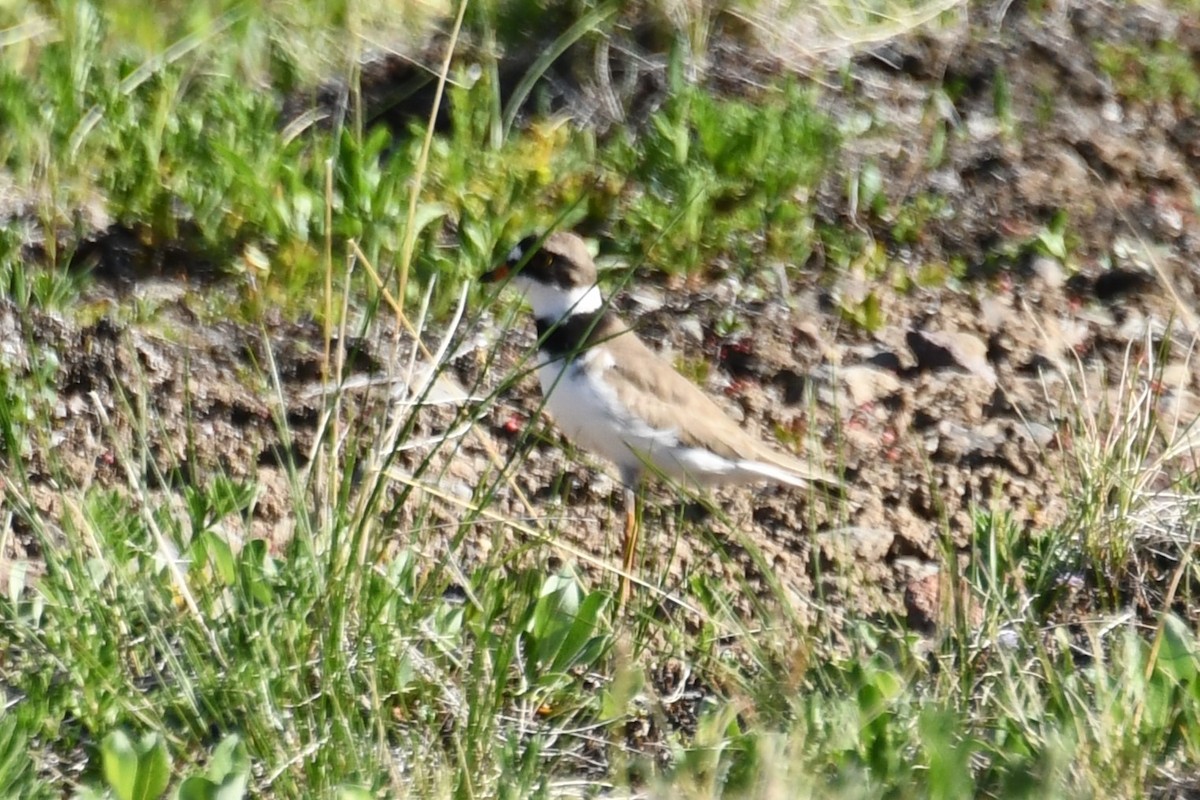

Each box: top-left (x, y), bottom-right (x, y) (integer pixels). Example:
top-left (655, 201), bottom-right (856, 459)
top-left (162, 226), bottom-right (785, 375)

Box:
top-left (907, 329), bottom-right (997, 386)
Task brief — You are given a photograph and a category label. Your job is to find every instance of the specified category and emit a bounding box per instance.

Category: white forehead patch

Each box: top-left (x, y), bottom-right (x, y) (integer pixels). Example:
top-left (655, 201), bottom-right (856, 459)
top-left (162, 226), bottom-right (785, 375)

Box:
top-left (507, 243), bottom-right (524, 263)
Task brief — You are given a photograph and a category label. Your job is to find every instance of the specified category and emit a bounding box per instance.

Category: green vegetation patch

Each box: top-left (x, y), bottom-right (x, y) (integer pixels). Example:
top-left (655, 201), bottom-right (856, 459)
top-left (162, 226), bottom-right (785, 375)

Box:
top-left (2, 1), bottom-right (845, 322)
top-left (605, 82), bottom-right (838, 277)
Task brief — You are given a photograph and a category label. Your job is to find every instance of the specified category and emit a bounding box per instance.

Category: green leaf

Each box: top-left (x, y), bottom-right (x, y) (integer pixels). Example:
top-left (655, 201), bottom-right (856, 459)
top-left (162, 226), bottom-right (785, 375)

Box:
top-left (919, 707), bottom-right (974, 800)
top-left (0, 716), bottom-right (41, 799)
top-left (176, 735), bottom-right (248, 800)
top-left (178, 777), bottom-right (218, 800)
top-left (6, 560), bottom-right (26, 603)
top-left (528, 575), bottom-right (589, 674)
top-left (237, 540), bottom-right (276, 605)
top-left (102, 730), bottom-right (171, 800)
top-left (839, 290), bottom-right (885, 333)
top-left (335, 787), bottom-right (374, 800)
top-left (1156, 614), bottom-right (1198, 685)
top-left (500, 1), bottom-right (620, 140)
top-left (549, 590), bottom-right (609, 674)
top-left (407, 202), bottom-right (451, 241)
top-left (1036, 210), bottom-right (1069, 260)
top-left (198, 532), bottom-right (236, 586)
top-left (102, 731), bottom-right (139, 800)
top-left (176, 775), bottom-right (245, 800)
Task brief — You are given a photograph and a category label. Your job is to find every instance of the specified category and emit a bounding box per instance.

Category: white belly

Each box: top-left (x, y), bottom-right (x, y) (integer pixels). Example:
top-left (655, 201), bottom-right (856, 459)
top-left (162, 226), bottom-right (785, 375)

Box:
top-left (536, 350), bottom-right (741, 485)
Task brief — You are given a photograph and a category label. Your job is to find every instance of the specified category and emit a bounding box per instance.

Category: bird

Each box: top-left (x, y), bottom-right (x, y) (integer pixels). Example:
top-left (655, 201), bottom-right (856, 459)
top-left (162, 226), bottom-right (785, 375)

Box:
top-left (481, 231), bottom-right (837, 603)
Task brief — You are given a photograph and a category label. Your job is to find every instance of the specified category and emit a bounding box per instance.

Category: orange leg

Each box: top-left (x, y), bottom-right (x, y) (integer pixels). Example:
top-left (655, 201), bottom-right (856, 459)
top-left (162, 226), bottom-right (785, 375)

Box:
top-left (619, 487), bottom-right (638, 607)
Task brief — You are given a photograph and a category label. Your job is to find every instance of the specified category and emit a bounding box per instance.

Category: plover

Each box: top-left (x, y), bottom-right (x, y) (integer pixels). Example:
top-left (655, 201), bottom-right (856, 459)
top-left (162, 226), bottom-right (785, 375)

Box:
top-left (482, 231), bottom-right (836, 601)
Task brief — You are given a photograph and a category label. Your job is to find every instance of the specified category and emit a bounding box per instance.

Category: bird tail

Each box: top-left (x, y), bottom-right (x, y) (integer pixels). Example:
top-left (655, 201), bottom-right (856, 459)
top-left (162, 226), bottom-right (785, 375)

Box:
top-left (735, 451), bottom-right (842, 492)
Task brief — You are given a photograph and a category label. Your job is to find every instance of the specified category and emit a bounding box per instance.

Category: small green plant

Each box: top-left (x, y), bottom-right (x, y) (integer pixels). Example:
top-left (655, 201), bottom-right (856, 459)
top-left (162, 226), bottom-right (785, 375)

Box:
top-left (674, 354), bottom-right (711, 386)
top-left (1034, 208), bottom-right (1070, 261)
top-left (99, 730), bottom-right (170, 800)
top-left (1095, 39), bottom-right (1200, 109)
top-left (177, 735), bottom-right (250, 800)
top-left (607, 79), bottom-right (837, 277)
top-left (519, 571), bottom-right (611, 697)
top-left (837, 289), bottom-right (885, 332)
top-left (891, 192), bottom-right (949, 246)
top-left (0, 716), bottom-right (52, 799)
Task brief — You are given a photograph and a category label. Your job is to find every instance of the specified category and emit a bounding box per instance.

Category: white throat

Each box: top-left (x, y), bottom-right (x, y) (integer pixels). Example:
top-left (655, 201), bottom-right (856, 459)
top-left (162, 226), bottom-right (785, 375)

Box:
top-left (517, 278), bottom-right (603, 321)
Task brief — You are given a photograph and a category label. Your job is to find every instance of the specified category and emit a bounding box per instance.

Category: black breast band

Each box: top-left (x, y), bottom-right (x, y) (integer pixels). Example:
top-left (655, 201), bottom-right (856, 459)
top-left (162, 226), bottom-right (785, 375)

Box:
top-left (534, 309), bottom-right (611, 359)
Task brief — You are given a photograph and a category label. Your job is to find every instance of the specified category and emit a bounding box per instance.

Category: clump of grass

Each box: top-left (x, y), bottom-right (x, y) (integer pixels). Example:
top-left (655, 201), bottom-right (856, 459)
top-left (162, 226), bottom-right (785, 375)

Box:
top-left (605, 81), bottom-right (838, 278)
top-left (1051, 330), bottom-right (1200, 612)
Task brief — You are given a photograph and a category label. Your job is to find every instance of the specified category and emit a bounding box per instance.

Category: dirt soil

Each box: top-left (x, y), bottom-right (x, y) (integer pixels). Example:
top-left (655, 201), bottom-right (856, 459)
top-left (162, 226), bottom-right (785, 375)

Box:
top-left (3, 2), bottom-right (1200, 635)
